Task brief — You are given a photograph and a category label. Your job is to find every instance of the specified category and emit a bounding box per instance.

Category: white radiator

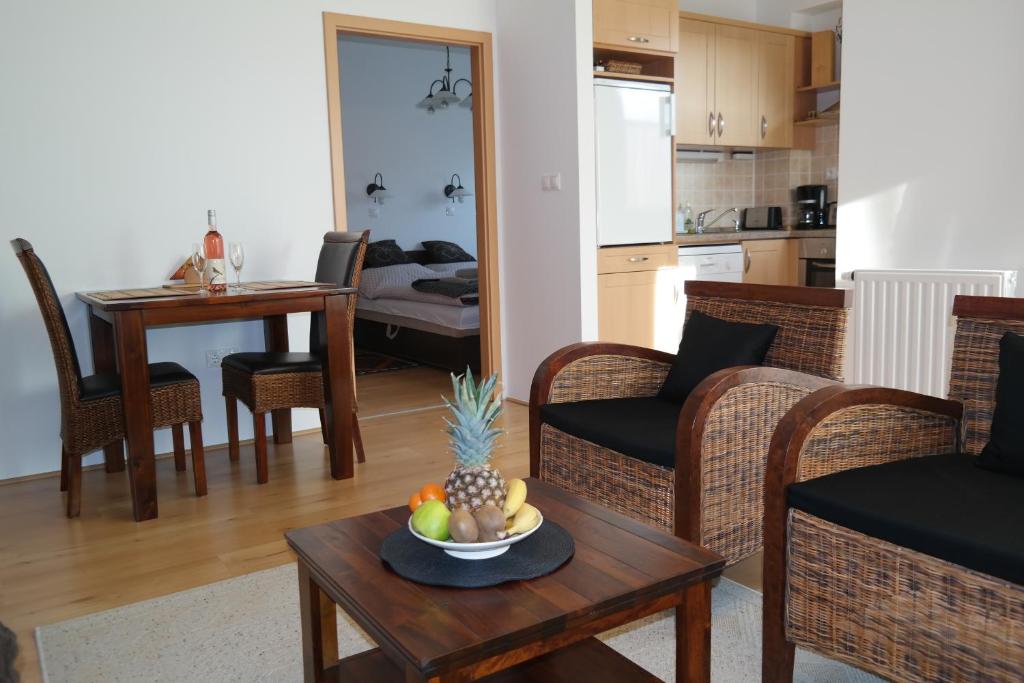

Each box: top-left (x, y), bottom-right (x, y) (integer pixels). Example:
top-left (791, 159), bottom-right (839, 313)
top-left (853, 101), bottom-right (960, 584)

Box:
top-left (850, 269), bottom-right (1017, 397)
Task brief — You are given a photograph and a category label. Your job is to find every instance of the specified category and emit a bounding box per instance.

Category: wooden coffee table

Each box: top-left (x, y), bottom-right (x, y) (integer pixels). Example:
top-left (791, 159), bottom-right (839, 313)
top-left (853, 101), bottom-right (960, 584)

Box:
top-left (285, 478), bottom-right (724, 682)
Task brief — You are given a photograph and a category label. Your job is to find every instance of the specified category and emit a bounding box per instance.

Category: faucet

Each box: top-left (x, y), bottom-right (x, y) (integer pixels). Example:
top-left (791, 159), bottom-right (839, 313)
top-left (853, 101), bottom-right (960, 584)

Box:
top-left (695, 207), bottom-right (740, 233)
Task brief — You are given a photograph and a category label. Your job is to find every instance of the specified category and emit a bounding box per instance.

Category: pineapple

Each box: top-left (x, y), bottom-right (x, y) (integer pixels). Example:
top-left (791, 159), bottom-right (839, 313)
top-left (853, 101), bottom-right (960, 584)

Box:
top-left (442, 368), bottom-right (506, 512)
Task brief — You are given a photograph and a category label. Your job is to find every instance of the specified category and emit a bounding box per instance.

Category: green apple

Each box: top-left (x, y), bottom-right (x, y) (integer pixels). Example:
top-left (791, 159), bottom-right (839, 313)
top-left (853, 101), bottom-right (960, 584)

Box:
top-left (411, 499), bottom-right (451, 541)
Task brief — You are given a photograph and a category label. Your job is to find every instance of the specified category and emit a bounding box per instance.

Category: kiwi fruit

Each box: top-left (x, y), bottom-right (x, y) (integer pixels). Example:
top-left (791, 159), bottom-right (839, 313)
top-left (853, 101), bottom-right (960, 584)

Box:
top-left (473, 505), bottom-right (506, 542)
top-left (448, 509), bottom-right (479, 543)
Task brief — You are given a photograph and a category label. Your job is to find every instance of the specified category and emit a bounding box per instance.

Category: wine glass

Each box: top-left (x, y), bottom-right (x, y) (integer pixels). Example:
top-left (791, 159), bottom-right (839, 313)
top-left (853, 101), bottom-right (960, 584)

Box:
top-left (191, 242), bottom-right (207, 293)
top-left (228, 242), bottom-right (245, 291)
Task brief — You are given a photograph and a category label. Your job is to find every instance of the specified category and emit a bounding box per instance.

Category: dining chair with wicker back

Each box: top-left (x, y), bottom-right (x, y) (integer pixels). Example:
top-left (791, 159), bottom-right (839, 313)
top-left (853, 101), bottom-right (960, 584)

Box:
top-left (12, 238), bottom-right (206, 517)
top-left (221, 230), bottom-right (369, 484)
top-left (530, 281), bottom-right (852, 568)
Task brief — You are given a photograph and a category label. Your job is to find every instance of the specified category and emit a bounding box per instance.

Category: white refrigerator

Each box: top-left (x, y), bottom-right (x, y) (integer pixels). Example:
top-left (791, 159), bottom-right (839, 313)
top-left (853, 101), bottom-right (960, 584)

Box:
top-left (594, 78), bottom-right (675, 246)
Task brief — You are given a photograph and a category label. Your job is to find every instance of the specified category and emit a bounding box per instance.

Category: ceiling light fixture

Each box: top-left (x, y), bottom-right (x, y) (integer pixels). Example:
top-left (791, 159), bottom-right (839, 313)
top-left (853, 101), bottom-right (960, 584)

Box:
top-left (417, 46), bottom-right (472, 113)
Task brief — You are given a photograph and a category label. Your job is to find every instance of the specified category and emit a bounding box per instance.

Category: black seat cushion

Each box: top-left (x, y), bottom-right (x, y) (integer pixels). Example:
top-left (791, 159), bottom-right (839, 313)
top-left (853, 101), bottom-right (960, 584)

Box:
top-left (788, 453), bottom-right (1024, 584)
top-left (539, 397), bottom-right (682, 469)
top-left (221, 352), bottom-right (322, 375)
top-left (657, 311), bottom-right (779, 403)
top-left (79, 362), bottom-right (196, 401)
top-left (977, 331), bottom-right (1024, 477)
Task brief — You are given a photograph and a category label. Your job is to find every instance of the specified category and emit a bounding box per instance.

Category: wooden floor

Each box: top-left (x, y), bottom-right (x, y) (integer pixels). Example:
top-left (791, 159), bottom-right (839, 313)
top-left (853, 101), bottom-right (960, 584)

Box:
top-left (0, 365), bottom-right (760, 681)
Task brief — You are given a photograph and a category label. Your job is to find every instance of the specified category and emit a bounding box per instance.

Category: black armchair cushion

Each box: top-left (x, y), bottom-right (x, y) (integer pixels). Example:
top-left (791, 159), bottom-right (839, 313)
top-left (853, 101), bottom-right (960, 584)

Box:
top-left (539, 397), bottom-right (682, 469)
top-left (788, 453), bottom-right (1024, 584)
top-left (364, 240), bottom-right (410, 269)
top-left (977, 331), bottom-right (1024, 477)
top-left (221, 352), bottom-right (322, 375)
top-left (657, 311), bottom-right (779, 403)
top-left (79, 362), bottom-right (196, 401)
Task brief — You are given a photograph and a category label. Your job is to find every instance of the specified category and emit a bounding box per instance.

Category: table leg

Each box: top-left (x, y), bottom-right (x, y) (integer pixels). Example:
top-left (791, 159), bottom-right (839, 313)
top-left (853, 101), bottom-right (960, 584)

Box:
top-left (89, 310), bottom-right (125, 473)
top-left (113, 310), bottom-right (157, 521)
top-left (298, 562), bottom-right (338, 683)
top-left (676, 581), bottom-right (711, 683)
top-left (322, 294), bottom-right (354, 480)
top-left (264, 314), bottom-right (293, 444)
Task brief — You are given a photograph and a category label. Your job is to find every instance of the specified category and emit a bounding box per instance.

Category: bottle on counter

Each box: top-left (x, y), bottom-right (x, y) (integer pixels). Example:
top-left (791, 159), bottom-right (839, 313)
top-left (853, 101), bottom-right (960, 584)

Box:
top-left (675, 203), bottom-right (684, 234)
top-left (683, 203), bottom-right (694, 234)
top-left (204, 210), bottom-right (227, 292)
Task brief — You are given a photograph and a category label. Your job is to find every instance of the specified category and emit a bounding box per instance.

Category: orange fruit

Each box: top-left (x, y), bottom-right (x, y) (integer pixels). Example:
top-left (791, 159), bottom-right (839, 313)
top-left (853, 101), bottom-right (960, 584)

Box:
top-left (419, 483), bottom-right (446, 503)
top-left (408, 492), bottom-right (423, 512)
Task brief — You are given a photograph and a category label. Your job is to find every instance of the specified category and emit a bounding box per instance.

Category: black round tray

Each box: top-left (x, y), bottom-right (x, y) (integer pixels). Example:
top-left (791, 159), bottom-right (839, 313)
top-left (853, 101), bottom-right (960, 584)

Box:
top-left (379, 520), bottom-right (575, 588)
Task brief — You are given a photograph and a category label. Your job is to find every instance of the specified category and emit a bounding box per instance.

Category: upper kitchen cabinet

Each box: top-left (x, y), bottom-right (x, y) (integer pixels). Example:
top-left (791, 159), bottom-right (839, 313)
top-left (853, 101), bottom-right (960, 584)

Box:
top-left (594, 0), bottom-right (679, 53)
top-left (675, 14), bottom-right (799, 149)
top-left (713, 25), bottom-right (759, 147)
top-left (675, 19), bottom-right (715, 145)
top-left (757, 31), bottom-right (794, 147)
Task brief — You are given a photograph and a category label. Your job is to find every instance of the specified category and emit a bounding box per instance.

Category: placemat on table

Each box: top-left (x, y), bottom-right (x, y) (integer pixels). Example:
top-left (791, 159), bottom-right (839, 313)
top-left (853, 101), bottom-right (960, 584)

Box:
top-left (379, 521), bottom-right (574, 588)
top-left (89, 288), bottom-right (196, 301)
top-left (240, 280), bottom-right (329, 291)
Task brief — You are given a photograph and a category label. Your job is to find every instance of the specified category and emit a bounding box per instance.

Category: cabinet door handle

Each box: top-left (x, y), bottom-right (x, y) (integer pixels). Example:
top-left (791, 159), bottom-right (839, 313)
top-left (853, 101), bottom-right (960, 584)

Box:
top-left (744, 248), bottom-right (752, 273)
top-left (627, 256), bottom-right (650, 263)
top-left (673, 284), bottom-right (679, 304)
top-left (627, 35), bottom-right (650, 43)
top-left (708, 112), bottom-right (716, 137)
top-left (717, 113), bottom-right (724, 137)
top-left (761, 115), bottom-right (767, 139)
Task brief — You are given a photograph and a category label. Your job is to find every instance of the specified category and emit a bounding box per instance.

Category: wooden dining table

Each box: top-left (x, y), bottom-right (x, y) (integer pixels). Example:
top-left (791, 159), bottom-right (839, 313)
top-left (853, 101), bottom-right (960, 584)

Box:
top-left (76, 283), bottom-right (357, 522)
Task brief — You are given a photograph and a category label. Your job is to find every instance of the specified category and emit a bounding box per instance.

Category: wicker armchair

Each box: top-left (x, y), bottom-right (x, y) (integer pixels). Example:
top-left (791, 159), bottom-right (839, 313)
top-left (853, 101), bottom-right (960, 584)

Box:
top-left (12, 238), bottom-right (206, 517)
top-left (763, 294), bottom-right (1024, 682)
top-left (530, 281), bottom-right (852, 566)
top-left (221, 230), bottom-right (368, 484)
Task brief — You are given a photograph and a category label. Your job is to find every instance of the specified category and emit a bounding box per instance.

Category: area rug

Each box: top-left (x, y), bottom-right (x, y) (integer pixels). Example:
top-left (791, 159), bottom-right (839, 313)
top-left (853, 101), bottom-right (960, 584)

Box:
top-left (354, 349), bottom-right (418, 375)
top-left (36, 564), bottom-right (881, 682)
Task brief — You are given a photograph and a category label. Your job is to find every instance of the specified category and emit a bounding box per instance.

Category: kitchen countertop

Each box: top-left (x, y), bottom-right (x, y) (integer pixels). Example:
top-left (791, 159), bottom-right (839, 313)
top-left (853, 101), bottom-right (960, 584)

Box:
top-left (674, 228), bottom-right (836, 245)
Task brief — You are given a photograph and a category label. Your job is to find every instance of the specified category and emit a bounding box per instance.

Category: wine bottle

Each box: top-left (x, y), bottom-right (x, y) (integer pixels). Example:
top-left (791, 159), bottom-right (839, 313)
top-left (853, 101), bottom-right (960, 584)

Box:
top-left (204, 209), bottom-right (226, 292)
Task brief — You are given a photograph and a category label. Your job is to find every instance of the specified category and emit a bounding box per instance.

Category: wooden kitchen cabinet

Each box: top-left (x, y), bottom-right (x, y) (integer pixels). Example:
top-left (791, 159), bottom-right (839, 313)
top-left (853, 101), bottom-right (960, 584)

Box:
top-left (594, 0), bottom-right (679, 53)
top-left (675, 16), bottom-right (796, 148)
top-left (757, 31), bottom-right (795, 147)
top-left (597, 244), bottom-right (678, 351)
top-left (741, 239), bottom-right (797, 285)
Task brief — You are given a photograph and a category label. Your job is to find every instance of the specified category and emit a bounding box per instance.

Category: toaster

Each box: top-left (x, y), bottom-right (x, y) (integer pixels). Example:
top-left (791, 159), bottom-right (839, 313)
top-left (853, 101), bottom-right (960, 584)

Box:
top-left (741, 206), bottom-right (783, 230)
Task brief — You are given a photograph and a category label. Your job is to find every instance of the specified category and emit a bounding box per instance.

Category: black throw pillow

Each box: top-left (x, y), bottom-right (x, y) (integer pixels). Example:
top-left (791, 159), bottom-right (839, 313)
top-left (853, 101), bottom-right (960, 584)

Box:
top-left (976, 331), bottom-right (1024, 477)
top-left (422, 240), bottom-right (476, 264)
top-left (364, 240), bottom-right (410, 269)
top-left (657, 311), bottom-right (779, 403)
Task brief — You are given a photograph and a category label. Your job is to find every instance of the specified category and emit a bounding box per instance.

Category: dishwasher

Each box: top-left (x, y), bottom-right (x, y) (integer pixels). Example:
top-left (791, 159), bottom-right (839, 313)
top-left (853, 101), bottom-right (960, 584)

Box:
top-left (667, 244), bottom-right (744, 348)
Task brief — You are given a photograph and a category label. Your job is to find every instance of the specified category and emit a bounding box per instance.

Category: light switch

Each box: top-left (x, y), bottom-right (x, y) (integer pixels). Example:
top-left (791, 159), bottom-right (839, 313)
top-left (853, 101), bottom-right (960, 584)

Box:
top-left (368, 205), bottom-right (380, 218)
top-left (445, 205), bottom-right (455, 216)
top-left (541, 173), bottom-right (563, 192)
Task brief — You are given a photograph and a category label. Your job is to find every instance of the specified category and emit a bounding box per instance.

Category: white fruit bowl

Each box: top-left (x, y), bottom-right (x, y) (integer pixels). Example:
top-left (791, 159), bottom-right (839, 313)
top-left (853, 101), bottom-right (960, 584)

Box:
top-left (408, 512), bottom-right (544, 560)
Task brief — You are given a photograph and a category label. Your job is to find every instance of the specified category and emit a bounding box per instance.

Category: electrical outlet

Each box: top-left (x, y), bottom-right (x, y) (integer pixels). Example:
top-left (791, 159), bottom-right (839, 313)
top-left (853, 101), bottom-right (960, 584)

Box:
top-left (825, 167), bottom-right (838, 181)
top-left (206, 347), bottom-right (239, 368)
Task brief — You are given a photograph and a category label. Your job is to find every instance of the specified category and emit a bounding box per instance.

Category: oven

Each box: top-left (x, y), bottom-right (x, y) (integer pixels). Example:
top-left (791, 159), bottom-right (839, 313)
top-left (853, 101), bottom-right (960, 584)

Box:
top-left (797, 237), bottom-right (836, 288)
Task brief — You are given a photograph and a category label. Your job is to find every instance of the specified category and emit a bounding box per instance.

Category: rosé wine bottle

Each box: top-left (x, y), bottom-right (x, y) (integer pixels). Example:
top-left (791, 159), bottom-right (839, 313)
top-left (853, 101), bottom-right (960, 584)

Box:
top-left (204, 210), bottom-right (226, 292)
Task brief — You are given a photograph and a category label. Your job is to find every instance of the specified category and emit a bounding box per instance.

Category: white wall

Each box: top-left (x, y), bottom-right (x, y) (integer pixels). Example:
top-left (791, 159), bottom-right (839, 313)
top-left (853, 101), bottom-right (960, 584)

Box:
top-left (338, 36), bottom-right (478, 255)
top-left (498, 0), bottom-right (597, 401)
top-left (678, 0), bottom-right (757, 22)
top-left (0, 0), bottom-right (500, 480)
top-left (836, 0), bottom-right (1024, 280)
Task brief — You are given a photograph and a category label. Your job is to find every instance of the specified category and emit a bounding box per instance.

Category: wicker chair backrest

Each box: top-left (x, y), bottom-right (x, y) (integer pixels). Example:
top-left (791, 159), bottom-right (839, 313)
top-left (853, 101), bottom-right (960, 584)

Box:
top-left (11, 239), bottom-right (83, 417)
top-left (309, 230), bottom-right (369, 353)
top-left (949, 313), bottom-right (1024, 455)
top-left (686, 294), bottom-right (850, 381)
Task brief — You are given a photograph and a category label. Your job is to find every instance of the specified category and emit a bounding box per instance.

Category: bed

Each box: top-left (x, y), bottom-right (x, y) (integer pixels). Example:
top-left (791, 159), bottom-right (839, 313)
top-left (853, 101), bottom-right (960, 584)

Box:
top-left (354, 249), bottom-right (481, 373)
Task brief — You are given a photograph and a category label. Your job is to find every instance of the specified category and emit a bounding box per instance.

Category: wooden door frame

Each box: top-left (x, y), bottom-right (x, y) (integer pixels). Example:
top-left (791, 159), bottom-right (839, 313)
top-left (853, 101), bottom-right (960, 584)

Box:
top-left (322, 13), bottom-right (501, 378)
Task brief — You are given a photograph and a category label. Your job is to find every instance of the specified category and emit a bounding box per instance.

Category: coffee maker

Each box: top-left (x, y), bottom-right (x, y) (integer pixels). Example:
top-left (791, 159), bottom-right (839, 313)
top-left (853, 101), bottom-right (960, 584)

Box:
top-left (795, 184), bottom-right (827, 228)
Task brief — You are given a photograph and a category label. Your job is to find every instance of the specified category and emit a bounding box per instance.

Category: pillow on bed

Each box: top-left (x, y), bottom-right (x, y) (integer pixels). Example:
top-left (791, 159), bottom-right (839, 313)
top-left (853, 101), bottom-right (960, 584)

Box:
top-left (422, 240), bottom-right (475, 264)
top-left (424, 261), bottom-right (477, 274)
top-left (359, 263), bottom-right (438, 299)
top-left (364, 240), bottom-right (411, 269)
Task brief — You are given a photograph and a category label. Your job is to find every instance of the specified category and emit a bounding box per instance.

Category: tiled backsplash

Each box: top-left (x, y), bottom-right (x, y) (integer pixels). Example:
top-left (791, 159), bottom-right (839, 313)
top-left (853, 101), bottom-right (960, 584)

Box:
top-left (676, 121), bottom-right (838, 229)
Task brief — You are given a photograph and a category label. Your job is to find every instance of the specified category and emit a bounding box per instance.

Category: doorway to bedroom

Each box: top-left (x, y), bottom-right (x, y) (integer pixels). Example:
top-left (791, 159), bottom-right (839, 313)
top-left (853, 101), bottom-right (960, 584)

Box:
top-left (323, 15), bottom-right (499, 415)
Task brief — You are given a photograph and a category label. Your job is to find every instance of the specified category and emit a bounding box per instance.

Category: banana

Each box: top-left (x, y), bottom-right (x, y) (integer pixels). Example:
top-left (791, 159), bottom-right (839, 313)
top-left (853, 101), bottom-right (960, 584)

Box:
top-left (502, 479), bottom-right (527, 519)
top-left (506, 503), bottom-right (541, 535)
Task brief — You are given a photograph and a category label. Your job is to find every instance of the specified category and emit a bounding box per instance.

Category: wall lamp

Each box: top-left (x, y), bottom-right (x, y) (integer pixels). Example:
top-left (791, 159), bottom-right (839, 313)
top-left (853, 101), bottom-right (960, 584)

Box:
top-left (443, 174), bottom-right (473, 203)
top-left (366, 172), bottom-right (390, 204)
